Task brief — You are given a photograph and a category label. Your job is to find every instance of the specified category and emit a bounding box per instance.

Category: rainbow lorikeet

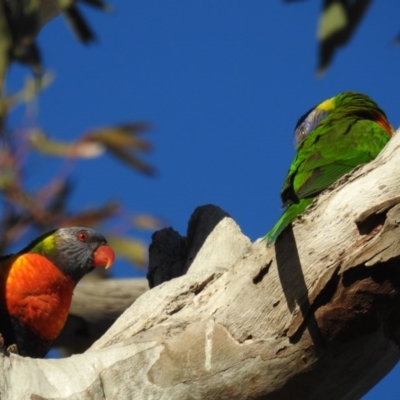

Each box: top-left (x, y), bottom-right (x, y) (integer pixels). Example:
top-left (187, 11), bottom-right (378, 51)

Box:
top-left (0, 227), bottom-right (115, 358)
top-left (264, 91), bottom-right (394, 244)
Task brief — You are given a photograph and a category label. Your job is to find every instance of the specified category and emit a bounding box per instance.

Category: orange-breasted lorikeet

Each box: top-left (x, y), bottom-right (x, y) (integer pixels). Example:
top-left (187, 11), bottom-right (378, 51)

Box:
top-left (0, 227), bottom-right (115, 357)
top-left (264, 91), bottom-right (394, 244)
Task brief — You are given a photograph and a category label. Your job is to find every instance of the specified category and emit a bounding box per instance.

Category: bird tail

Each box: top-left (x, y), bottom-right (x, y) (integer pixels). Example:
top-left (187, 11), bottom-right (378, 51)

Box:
top-left (262, 198), bottom-right (314, 244)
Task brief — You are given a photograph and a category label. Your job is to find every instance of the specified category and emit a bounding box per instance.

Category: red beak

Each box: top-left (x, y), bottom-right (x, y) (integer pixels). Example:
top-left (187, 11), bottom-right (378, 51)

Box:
top-left (93, 245), bottom-right (115, 269)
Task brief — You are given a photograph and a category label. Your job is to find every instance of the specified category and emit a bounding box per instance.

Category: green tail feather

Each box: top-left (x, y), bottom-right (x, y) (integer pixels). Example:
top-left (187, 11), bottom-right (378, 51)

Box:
top-left (263, 198), bottom-right (314, 244)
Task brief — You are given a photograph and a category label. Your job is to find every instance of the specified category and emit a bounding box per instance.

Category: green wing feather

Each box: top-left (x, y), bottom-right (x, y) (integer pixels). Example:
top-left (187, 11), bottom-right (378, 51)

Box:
top-left (288, 119), bottom-right (390, 202)
top-left (264, 92), bottom-right (392, 244)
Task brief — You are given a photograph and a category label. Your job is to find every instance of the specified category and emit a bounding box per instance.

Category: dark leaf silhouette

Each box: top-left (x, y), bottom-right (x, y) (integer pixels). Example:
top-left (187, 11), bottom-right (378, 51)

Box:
top-left (317, 0), bottom-right (372, 76)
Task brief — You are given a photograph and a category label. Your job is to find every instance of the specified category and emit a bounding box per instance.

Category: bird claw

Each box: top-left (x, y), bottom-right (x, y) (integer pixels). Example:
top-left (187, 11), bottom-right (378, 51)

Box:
top-left (6, 344), bottom-right (19, 355)
top-left (0, 333), bottom-right (19, 356)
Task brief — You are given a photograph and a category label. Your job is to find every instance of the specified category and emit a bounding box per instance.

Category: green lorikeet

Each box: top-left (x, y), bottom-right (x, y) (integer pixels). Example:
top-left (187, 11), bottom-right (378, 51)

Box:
top-left (0, 227), bottom-right (115, 357)
top-left (264, 91), bottom-right (394, 244)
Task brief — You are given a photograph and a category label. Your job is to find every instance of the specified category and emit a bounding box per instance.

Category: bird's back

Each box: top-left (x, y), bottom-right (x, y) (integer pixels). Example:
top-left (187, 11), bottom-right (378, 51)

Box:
top-left (281, 116), bottom-right (391, 207)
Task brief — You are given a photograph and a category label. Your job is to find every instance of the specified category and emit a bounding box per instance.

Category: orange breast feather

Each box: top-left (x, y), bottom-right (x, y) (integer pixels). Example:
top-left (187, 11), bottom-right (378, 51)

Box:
top-left (3, 253), bottom-right (75, 341)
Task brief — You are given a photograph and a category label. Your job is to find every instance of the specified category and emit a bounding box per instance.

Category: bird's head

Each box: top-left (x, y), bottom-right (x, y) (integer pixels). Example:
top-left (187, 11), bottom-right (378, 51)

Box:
top-left (293, 91), bottom-right (394, 146)
top-left (22, 227), bottom-right (115, 282)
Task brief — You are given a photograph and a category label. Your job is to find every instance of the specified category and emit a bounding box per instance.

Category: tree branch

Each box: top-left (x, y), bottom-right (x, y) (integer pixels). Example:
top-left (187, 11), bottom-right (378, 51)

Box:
top-left (53, 278), bottom-right (149, 353)
top-left (1, 129), bottom-right (400, 398)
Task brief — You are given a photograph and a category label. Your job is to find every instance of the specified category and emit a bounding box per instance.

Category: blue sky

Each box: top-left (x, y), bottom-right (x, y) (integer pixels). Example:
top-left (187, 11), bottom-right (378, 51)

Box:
top-left (5, 1), bottom-right (400, 397)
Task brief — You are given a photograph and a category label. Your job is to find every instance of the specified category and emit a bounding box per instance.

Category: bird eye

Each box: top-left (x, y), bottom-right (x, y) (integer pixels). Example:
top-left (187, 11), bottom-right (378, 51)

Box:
top-left (78, 232), bottom-right (88, 242)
